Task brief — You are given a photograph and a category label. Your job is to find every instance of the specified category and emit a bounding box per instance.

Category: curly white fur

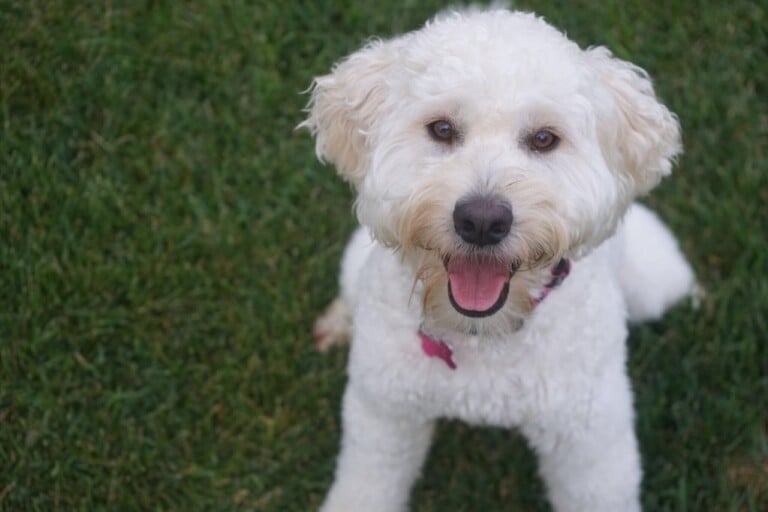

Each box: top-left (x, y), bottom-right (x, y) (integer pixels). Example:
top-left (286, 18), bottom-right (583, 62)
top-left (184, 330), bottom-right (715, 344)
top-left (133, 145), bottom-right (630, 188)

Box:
top-left (303, 8), bottom-right (693, 512)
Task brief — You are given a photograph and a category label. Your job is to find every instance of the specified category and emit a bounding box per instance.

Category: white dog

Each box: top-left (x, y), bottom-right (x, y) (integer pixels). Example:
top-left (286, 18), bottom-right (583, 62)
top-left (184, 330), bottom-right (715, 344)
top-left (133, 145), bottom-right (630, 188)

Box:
top-left (302, 8), bottom-right (694, 512)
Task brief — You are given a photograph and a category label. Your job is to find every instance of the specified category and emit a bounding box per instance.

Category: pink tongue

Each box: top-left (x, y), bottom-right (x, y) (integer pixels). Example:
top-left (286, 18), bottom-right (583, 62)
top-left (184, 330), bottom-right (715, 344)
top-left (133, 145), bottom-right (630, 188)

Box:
top-left (447, 256), bottom-right (510, 312)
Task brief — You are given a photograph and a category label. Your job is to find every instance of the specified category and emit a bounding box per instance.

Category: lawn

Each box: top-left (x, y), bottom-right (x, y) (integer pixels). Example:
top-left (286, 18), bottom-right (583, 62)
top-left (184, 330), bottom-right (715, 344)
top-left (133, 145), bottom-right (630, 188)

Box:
top-left (1, 0), bottom-right (766, 510)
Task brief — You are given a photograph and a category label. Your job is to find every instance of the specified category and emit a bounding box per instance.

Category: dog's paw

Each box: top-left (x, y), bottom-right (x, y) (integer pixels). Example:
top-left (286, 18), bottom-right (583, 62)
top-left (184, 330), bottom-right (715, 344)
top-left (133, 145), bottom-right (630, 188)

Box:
top-left (312, 298), bottom-right (352, 352)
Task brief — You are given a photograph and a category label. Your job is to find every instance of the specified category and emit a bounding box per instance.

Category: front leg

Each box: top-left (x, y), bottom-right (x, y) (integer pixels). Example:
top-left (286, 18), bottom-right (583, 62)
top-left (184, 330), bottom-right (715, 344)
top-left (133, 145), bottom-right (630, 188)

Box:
top-left (320, 383), bottom-right (435, 512)
top-left (523, 367), bottom-right (642, 512)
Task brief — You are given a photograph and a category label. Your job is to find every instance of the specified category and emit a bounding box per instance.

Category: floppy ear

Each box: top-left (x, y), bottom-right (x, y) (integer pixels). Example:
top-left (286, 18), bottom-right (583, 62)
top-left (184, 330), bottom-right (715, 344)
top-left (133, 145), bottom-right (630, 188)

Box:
top-left (586, 47), bottom-right (682, 195)
top-left (300, 40), bottom-right (399, 187)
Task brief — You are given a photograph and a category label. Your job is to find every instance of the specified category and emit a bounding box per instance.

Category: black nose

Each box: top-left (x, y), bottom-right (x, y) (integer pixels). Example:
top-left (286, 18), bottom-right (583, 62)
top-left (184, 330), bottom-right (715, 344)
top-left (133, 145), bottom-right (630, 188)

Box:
top-left (453, 196), bottom-right (513, 246)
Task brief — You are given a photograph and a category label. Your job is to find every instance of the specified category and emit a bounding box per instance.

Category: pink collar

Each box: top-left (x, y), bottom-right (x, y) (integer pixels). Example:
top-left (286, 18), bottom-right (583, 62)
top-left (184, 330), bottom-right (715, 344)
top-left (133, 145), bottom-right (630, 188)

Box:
top-left (420, 259), bottom-right (571, 370)
top-left (419, 332), bottom-right (457, 369)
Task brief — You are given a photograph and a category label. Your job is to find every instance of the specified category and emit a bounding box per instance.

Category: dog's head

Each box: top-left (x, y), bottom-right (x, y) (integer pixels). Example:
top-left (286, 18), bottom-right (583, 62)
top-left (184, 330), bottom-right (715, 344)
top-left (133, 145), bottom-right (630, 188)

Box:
top-left (302, 10), bottom-right (681, 326)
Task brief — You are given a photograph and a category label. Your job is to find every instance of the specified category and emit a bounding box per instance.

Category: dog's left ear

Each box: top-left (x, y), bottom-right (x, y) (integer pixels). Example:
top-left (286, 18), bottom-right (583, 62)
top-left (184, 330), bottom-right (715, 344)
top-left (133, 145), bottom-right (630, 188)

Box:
top-left (586, 47), bottom-right (682, 195)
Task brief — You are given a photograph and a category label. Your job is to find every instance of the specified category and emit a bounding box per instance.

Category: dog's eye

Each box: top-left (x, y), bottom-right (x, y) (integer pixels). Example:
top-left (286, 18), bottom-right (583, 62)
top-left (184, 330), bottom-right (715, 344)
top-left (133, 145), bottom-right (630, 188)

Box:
top-left (529, 130), bottom-right (560, 152)
top-left (427, 120), bottom-right (456, 143)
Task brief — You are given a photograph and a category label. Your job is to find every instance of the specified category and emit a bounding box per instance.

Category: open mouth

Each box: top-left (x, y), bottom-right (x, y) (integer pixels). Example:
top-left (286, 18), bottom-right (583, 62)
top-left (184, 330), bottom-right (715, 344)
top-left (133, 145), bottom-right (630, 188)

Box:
top-left (445, 254), bottom-right (515, 318)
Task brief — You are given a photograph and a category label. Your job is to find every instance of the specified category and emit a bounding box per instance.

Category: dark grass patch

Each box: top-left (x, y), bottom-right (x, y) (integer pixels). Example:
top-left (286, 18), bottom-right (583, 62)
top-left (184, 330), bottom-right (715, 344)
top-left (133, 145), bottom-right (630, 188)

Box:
top-left (2, 1), bottom-right (766, 510)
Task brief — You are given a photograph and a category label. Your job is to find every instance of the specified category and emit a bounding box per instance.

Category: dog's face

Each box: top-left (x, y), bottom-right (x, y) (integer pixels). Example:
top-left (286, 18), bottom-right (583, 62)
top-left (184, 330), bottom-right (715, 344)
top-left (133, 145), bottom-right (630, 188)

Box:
top-left (303, 11), bottom-right (681, 328)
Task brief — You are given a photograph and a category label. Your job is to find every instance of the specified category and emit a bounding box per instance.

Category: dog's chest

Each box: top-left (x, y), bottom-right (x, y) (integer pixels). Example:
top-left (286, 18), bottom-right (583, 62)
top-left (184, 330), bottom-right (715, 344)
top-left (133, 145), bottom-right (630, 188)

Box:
top-left (351, 329), bottom-right (577, 427)
top-left (424, 355), bottom-right (535, 426)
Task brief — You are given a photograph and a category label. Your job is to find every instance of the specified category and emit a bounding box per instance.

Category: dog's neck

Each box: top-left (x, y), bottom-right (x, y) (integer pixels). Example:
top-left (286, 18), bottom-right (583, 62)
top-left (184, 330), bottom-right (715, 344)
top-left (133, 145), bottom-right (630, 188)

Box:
top-left (418, 258), bottom-right (571, 368)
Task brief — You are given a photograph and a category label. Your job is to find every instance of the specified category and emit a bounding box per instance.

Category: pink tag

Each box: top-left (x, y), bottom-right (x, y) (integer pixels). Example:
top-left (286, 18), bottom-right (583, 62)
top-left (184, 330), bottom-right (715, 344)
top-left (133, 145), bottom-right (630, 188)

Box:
top-left (419, 332), bottom-right (457, 370)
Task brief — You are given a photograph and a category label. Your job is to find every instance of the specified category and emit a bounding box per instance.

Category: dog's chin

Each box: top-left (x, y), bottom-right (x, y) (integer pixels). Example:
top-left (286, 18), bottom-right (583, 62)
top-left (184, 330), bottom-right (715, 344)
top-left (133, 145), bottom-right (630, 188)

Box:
top-left (444, 254), bottom-right (516, 318)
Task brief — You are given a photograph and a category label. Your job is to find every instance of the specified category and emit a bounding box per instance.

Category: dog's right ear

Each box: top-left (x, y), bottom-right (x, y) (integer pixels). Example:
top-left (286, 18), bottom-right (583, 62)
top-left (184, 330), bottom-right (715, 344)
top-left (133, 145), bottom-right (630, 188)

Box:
top-left (300, 40), bottom-right (398, 187)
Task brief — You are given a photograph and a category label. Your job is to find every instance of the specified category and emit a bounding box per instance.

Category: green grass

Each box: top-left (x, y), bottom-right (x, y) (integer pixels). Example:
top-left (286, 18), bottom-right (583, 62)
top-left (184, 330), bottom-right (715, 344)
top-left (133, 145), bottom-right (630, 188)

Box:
top-left (1, 0), bottom-right (765, 510)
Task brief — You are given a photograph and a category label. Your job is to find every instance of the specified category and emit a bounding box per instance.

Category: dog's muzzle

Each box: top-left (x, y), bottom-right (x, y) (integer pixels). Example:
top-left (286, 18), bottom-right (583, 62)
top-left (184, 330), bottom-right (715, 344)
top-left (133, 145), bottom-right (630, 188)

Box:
top-left (446, 195), bottom-right (514, 317)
